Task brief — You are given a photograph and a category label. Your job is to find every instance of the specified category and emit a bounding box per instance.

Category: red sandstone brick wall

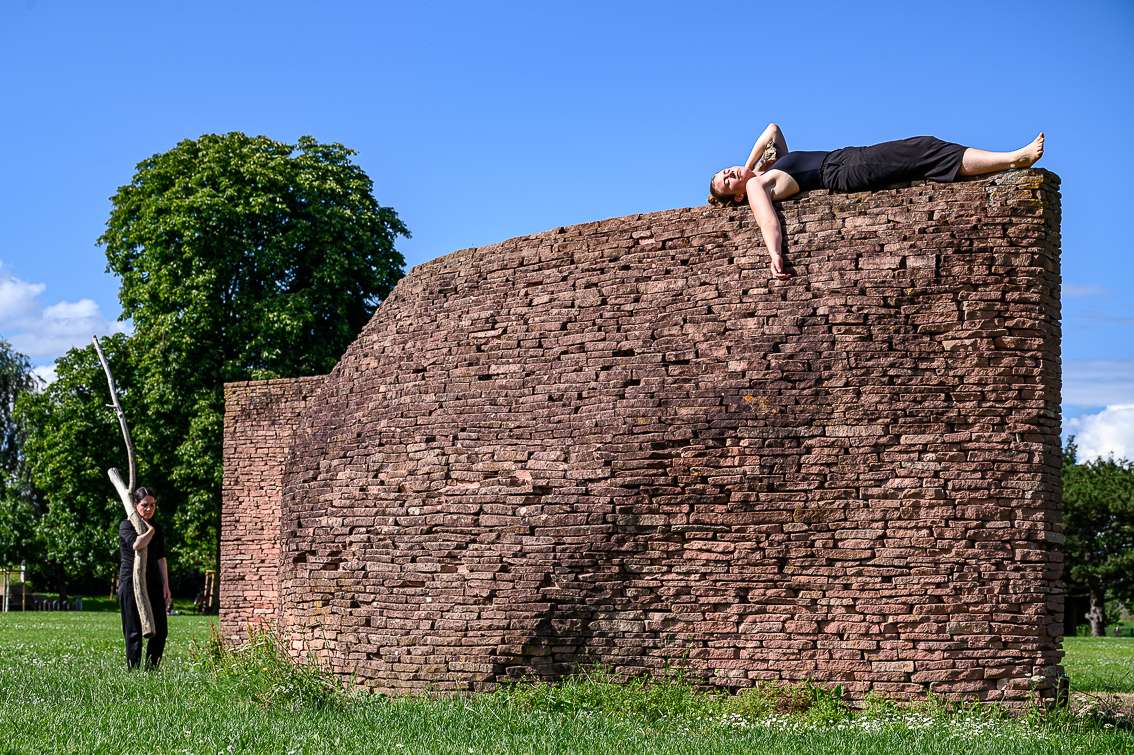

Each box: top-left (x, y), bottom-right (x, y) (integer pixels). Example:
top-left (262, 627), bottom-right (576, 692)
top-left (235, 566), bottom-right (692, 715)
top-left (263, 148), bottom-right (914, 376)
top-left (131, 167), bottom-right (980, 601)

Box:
top-left (220, 376), bottom-right (323, 641)
top-left (224, 170), bottom-right (1063, 705)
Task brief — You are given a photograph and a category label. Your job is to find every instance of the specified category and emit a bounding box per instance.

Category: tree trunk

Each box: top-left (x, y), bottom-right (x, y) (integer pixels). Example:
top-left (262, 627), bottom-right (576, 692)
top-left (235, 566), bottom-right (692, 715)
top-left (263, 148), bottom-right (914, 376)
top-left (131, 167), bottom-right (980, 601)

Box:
top-left (1087, 587), bottom-right (1106, 637)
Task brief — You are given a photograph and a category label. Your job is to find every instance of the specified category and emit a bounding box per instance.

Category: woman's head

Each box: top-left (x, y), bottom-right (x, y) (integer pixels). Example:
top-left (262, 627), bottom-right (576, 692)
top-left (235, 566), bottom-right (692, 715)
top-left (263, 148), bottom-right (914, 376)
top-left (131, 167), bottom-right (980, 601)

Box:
top-left (708, 143), bottom-right (779, 207)
top-left (708, 166), bottom-right (753, 206)
top-left (132, 486), bottom-right (157, 519)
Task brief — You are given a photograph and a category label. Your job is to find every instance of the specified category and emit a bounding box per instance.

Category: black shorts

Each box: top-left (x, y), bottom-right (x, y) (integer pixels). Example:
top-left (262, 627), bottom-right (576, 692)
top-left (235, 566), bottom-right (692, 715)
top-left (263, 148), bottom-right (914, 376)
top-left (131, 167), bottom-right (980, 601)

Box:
top-left (820, 136), bottom-right (968, 193)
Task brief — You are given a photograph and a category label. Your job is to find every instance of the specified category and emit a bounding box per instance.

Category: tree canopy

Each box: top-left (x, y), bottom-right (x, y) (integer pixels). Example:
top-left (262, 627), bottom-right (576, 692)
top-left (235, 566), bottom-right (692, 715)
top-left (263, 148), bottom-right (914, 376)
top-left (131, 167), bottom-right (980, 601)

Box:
top-left (98, 132), bottom-right (408, 576)
top-left (100, 133), bottom-right (408, 382)
top-left (0, 339), bottom-right (38, 567)
top-left (14, 132), bottom-right (408, 588)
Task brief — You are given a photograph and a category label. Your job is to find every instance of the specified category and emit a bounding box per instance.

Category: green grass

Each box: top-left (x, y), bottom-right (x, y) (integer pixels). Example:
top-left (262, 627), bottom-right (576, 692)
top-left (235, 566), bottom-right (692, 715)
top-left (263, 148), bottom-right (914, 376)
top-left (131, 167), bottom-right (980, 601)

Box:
top-left (0, 613), bottom-right (1130, 754)
top-left (1063, 636), bottom-right (1134, 692)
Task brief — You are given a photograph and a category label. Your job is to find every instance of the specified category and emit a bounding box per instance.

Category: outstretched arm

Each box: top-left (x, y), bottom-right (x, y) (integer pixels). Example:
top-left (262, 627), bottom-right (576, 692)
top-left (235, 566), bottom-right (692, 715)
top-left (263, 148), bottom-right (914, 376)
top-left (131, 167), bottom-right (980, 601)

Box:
top-left (743, 123), bottom-right (789, 172)
top-left (745, 177), bottom-right (791, 279)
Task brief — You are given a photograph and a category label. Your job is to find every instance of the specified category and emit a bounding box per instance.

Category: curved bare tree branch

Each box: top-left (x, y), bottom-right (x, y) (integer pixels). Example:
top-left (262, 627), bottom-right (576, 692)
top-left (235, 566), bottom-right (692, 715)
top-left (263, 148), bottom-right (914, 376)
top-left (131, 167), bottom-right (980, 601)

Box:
top-left (93, 336), bottom-right (155, 638)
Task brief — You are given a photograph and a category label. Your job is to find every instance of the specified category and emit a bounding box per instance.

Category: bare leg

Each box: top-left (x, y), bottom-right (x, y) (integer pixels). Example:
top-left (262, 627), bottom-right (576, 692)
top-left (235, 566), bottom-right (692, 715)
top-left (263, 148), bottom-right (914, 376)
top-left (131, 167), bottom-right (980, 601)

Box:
top-left (959, 132), bottom-right (1044, 176)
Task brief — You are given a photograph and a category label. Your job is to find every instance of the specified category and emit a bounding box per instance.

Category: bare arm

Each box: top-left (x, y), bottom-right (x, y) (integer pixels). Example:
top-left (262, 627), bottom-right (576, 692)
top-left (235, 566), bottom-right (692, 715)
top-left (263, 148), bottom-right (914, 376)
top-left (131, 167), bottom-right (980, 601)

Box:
top-left (743, 123), bottom-right (789, 172)
top-left (159, 557), bottom-right (171, 610)
top-left (745, 177), bottom-right (791, 279)
top-left (132, 523), bottom-right (155, 552)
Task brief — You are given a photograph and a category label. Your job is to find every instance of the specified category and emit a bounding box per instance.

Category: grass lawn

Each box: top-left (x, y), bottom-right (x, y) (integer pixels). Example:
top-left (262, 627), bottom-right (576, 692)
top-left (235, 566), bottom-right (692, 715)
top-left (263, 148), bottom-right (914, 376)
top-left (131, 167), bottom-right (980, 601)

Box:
top-left (1063, 635), bottom-right (1134, 692)
top-left (0, 613), bottom-right (1129, 754)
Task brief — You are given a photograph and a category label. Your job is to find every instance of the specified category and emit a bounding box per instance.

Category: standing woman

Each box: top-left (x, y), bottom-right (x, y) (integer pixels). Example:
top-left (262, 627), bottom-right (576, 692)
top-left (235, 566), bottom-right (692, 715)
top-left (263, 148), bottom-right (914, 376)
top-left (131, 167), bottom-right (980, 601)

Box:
top-left (118, 486), bottom-right (171, 669)
top-left (708, 124), bottom-right (1045, 278)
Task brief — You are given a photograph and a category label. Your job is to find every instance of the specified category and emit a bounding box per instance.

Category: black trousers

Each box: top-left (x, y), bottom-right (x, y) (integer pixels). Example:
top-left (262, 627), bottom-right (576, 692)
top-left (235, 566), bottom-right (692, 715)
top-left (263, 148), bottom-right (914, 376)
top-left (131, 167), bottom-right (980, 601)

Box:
top-left (821, 136), bottom-right (968, 193)
top-left (119, 579), bottom-right (168, 669)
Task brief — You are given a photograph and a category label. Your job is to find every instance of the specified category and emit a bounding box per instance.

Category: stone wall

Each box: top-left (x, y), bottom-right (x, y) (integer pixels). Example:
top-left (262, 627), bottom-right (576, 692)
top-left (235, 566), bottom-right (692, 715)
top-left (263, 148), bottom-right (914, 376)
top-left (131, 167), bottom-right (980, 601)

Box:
top-left (222, 169), bottom-right (1063, 704)
top-left (220, 376), bottom-right (324, 639)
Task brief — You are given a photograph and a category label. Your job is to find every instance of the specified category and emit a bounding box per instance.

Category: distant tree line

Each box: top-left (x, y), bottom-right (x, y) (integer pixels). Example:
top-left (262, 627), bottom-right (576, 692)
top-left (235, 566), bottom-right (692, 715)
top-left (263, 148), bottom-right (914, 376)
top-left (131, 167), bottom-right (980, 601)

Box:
top-left (0, 132), bottom-right (407, 597)
top-left (0, 344), bottom-right (39, 576)
top-left (1062, 441), bottom-right (1134, 635)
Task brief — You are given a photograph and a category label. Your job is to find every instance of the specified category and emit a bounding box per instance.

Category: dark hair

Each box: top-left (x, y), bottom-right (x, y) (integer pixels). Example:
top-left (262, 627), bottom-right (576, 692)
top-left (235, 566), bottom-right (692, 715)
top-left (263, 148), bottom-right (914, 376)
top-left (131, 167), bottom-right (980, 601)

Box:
top-left (132, 486), bottom-right (156, 504)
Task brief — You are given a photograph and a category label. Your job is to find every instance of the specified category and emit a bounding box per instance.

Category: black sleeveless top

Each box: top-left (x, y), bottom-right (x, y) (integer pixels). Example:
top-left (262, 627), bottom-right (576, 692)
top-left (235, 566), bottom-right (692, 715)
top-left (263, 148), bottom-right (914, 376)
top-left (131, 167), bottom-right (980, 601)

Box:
top-left (771, 150), bottom-right (829, 191)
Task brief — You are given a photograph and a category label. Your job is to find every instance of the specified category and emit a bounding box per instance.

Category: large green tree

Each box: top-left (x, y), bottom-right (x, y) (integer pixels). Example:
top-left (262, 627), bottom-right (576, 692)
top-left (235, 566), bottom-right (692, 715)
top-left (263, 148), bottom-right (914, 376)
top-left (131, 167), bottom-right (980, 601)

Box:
top-left (0, 339), bottom-right (39, 568)
top-left (98, 132), bottom-right (408, 575)
top-left (1062, 440), bottom-right (1134, 636)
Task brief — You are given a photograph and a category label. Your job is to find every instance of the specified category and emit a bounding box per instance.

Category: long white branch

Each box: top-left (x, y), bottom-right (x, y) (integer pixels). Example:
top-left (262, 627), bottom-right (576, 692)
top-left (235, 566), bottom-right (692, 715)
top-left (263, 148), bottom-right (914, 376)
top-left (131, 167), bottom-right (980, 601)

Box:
top-left (93, 336), bottom-right (155, 638)
top-left (92, 336), bottom-right (135, 494)
top-left (109, 468), bottom-right (155, 637)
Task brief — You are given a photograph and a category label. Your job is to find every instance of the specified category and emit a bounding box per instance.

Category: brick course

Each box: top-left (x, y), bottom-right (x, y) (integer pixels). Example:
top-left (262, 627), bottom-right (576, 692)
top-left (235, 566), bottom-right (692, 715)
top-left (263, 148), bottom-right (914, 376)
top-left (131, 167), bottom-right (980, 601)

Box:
top-left (222, 169), bottom-right (1063, 705)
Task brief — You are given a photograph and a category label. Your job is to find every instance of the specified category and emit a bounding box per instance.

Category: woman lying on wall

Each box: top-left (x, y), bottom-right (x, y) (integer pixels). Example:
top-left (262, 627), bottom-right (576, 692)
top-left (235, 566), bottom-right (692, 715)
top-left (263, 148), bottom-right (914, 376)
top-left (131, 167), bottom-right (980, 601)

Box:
top-left (708, 125), bottom-right (1045, 279)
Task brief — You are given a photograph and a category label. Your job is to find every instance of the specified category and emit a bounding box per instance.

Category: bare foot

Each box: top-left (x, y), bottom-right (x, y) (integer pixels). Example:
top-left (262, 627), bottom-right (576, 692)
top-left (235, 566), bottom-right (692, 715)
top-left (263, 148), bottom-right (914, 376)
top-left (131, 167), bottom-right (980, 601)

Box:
top-left (1010, 132), bottom-right (1045, 168)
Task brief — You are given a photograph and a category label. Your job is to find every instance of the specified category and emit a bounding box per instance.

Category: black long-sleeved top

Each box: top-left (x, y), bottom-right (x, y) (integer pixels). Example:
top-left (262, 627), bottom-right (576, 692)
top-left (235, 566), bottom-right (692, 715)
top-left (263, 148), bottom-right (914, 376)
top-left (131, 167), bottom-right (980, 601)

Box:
top-left (118, 518), bottom-right (166, 588)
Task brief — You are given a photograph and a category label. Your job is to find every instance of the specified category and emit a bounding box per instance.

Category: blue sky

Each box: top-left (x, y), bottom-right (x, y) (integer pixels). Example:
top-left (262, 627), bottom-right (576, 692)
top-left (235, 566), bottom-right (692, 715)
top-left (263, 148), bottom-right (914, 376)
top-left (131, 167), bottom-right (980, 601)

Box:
top-left (1, 0), bottom-right (1131, 458)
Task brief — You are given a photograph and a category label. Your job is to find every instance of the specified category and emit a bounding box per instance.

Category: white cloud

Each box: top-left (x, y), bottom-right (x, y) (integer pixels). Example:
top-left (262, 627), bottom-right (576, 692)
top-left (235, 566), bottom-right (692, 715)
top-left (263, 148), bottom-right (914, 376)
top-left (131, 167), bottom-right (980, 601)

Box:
top-left (1063, 360), bottom-right (1134, 407)
top-left (1066, 405), bottom-right (1134, 463)
top-left (0, 275), bottom-right (45, 321)
top-left (43, 299), bottom-right (101, 321)
top-left (0, 267), bottom-right (124, 359)
top-left (32, 365), bottom-right (57, 388)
